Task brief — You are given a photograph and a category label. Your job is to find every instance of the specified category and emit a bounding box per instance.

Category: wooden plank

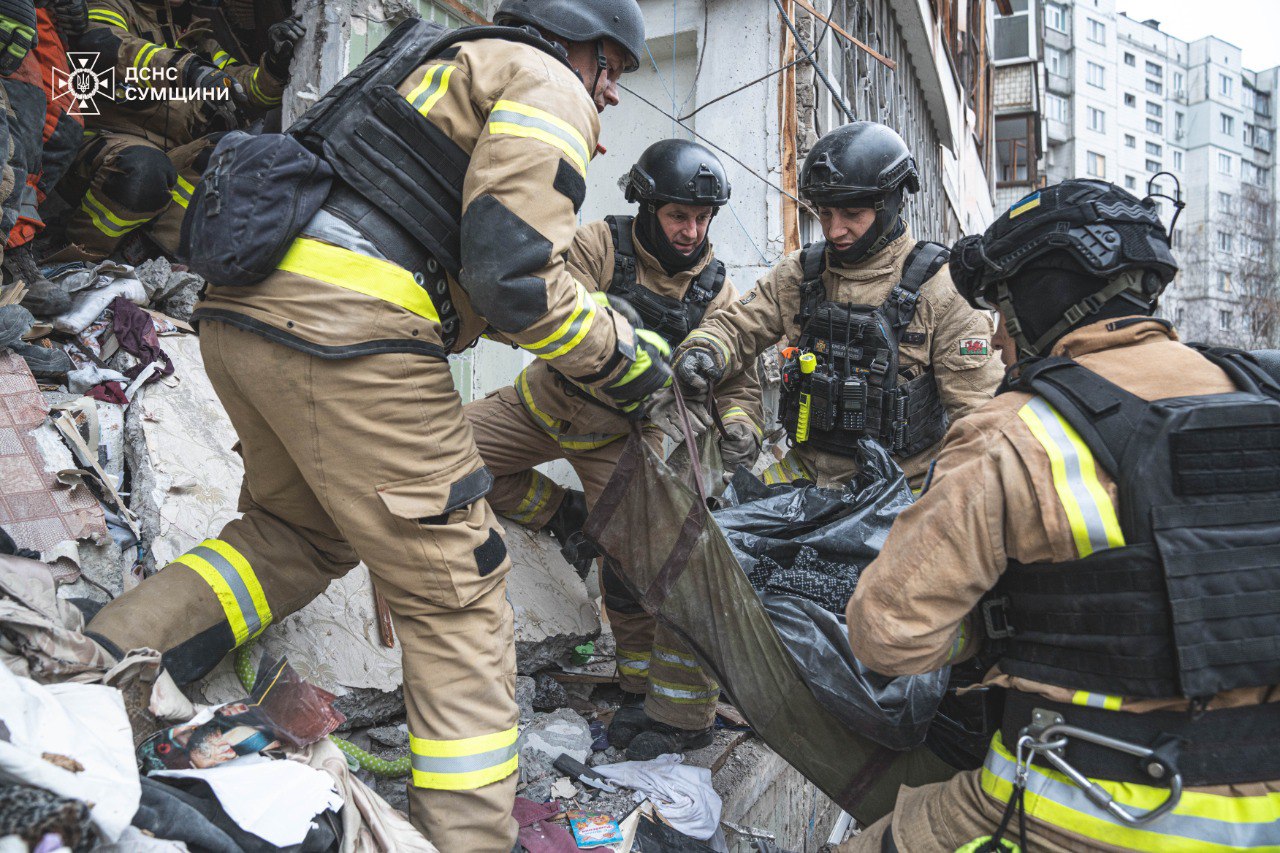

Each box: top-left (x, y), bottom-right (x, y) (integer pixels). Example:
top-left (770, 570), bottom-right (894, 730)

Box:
top-left (778, 0), bottom-right (801, 254)
top-left (792, 0), bottom-right (897, 71)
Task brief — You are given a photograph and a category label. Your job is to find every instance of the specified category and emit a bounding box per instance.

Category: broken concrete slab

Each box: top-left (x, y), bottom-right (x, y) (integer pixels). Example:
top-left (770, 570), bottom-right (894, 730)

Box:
top-left (516, 675), bottom-right (537, 723)
top-left (533, 672), bottom-right (569, 711)
top-left (503, 520), bottom-right (600, 675)
top-left (518, 707), bottom-right (592, 784)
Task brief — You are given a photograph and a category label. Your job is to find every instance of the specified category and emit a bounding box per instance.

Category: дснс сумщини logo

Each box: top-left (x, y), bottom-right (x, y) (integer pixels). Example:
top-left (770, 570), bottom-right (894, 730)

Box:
top-left (52, 52), bottom-right (115, 117)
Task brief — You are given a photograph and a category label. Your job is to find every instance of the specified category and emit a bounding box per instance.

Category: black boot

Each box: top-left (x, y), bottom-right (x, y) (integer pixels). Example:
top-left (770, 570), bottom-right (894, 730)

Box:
top-left (606, 691), bottom-right (649, 749)
top-left (626, 720), bottom-right (714, 761)
top-left (4, 244), bottom-right (70, 318)
top-left (544, 489), bottom-right (599, 578)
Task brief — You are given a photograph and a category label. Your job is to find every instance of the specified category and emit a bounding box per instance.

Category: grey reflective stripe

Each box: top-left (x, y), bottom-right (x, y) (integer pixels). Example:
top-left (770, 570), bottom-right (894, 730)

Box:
top-left (409, 65), bottom-right (448, 112)
top-left (650, 682), bottom-right (718, 701)
top-left (411, 741), bottom-right (518, 776)
top-left (653, 647), bottom-right (699, 669)
top-left (1024, 397), bottom-right (1115, 555)
top-left (511, 476), bottom-right (550, 522)
top-left (1077, 692), bottom-right (1117, 709)
top-left (488, 108), bottom-right (591, 170)
top-left (524, 302), bottom-right (591, 357)
top-left (301, 209), bottom-right (393, 263)
top-left (188, 545), bottom-right (264, 635)
top-left (984, 744), bottom-right (1280, 847)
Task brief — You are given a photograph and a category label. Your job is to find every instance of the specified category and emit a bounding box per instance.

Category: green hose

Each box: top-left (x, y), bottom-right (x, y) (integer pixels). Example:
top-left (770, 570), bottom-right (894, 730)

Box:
top-left (234, 643), bottom-right (411, 777)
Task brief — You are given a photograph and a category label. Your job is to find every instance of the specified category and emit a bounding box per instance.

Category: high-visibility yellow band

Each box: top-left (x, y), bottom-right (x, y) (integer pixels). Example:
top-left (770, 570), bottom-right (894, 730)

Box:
top-left (212, 50), bottom-right (238, 69)
top-left (523, 282), bottom-right (597, 360)
top-left (172, 539), bottom-right (270, 646)
top-left (648, 677), bottom-right (719, 704)
top-left (278, 238), bottom-right (440, 322)
top-left (406, 64), bottom-right (454, 117)
top-left (170, 175), bottom-right (194, 209)
top-left (684, 330), bottom-right (732, 365)
top-left (250, 67), bottom-right (281, 105)
top-left (509, 473), bottom-right (554, 524)
top-left (1071, 690), bottom-right (1123, 711)
top-left (653, 645), bottom-right (701, 671)
top-left (618, 649), bottom-right (651, 676)
top-left (133, 42), bottom-right (162, 80)
top-left (80, 190), bottom-right (150, 238)
top-left (409, 727), bottom-right (519, 790)
top-left (489, 99), bottom-right (591, 176)
top-left (1018, 397), bottom-right (1125, 558)
top-left (198, 538), bottom-right (271, 633)
top-left (88, 8), bottom-right (128, 28)
top-left (981, 733), bottom-right (1280, 851)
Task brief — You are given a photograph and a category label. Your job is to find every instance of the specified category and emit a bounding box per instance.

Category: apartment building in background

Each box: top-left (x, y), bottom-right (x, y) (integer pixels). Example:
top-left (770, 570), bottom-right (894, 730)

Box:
top-left (998, 0), bottom-right (1280, 347)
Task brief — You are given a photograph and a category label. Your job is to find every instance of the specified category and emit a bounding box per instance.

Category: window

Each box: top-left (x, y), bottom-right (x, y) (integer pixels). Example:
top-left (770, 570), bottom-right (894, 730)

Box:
top-left (1243, 87), bottom-right (1256, 112)
top-left (1173, 150), bottom-right (1183, 170)
top-left (1087, 151), bottom-right (1106, 178)
top-left (1145, 159), bottom-right (1161, 172)
top-left (1124, 52), bottom-right (1136, 67)
top-left (1146, 60), bottom-right (1163, 76)
top-left (1220, 74), bottom-right (1233, 97)
top-left (1218, 152), bottom-right (1233, 174)
top-left (1146, 118), bottom-right (1163, 134)
top-left (1124, 134), bottom-right (1136, 148)
top-left (1124, 175), bottom-right (1137, 190)
top-left (1220, 272), bottom-right (1232, 293)
top-left (1221, 113), bottom-right (1235, 135)
top-left (1217, 232), bottom-right (1233, 252)
top-left (1044, 2), bottom-right (1067, 32)
top-left (1087, 18), bottom-right (1106, 44)
top-left (1088, 106), bottom-right (1106, 132)
top-left (1087, 62), bottom-right (1106, 88)
top-left (1219, 310), bottom-right (1232, 331)
top-left (1258, 92), bottom-right (1273, 118)
top-left (1146, 101), bottom-right (1163, 117)
top-left (1124, 93), bottom-right (1137, 107)
top-left (1175, 112), bottom-right (1185, 134)
top-left (993, 0), bottom-right (1035, 61)
top-left (1045, 46), bottom-right (1065, 76)
top-left (1219, 191), bottom-right (1233, 210)
top-left (1046, 93), bottom-right (1069, 122)
top-left (1146, 79), bottom-right (1163, 95)
top-left (1173, 71), bottom-right (1184, 94)
top-left (1145, 141), bottom-right (1162, 156)
top-left (995, 114), bottom-right (1037, 186)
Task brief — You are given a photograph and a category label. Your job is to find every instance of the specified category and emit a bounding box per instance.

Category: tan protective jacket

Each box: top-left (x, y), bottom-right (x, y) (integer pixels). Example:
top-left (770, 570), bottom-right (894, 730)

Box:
top-left (84, 0), bottom-right (285, 149)
top-left (514, 218), bottom-right (763, 440)
top-left (688, 228), bottom-right (1004, 478)
top-left (198, 38), bottom-right (638, 393)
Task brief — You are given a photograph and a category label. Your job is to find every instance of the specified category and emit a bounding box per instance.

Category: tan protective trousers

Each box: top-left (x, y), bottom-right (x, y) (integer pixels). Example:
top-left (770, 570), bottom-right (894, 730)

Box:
top-left (465, 386), bottom-right (721, 731)
top-left (87, 322), bottom-right (518, 853)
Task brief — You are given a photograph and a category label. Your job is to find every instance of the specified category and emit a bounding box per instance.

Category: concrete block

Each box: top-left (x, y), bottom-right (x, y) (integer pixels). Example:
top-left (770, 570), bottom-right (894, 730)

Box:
top-left (503, 520), bottom-right (601, 674)
top-left (518, 707), bottom-right (592, 784)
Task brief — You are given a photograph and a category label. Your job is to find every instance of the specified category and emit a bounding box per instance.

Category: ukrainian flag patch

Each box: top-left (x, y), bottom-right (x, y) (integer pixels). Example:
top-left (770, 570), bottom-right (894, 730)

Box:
top-left (1009, 191), bottom-right (1041, 219)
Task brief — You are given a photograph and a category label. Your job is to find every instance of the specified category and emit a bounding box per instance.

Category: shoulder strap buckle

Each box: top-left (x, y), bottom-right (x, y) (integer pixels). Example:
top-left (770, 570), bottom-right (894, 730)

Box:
top-left (983, 595), bottom-right (1016, 640)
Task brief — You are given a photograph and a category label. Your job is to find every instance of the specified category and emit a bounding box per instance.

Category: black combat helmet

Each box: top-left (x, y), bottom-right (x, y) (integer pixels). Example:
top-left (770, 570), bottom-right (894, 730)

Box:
top-left (950, 179), bottom-right (1178, 358)
top-left (494, 0), bottom-right (646, 72)
top-left (800, 121), bottom-right (920, 263)
top-left (625, 139), bottom-right (731, 207)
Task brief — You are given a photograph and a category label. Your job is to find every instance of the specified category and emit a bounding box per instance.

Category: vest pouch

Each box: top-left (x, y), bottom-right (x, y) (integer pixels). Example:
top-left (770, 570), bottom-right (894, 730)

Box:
top-left (1150, 498), bottom-right (1280, 696)
top-left (893, 369), bottom-right (946, 456)
top-left (180, 131), bottom-right (334, 286)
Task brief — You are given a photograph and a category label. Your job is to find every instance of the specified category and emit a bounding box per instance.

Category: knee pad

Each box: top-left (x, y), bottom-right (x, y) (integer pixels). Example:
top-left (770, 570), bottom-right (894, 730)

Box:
top-left (102, 145), bottom-right (177, 213)
top-left (602, 559), bottom-right (645, 614)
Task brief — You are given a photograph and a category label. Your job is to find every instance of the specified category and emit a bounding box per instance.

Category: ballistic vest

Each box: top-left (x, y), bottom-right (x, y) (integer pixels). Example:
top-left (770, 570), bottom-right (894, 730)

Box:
top-left (779, 240), bottom-right (949, 459)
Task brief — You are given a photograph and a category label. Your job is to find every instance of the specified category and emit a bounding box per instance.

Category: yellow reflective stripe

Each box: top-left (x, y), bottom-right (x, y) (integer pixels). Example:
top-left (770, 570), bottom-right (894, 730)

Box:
top-left (278, 238), bottom-right (440, 322)
top-left (80, 190), bottom-right (149, 237)
top-left (212, 50), bottom-right (238, 69)
top-left (133, 42), bottom-right (162, 80)
top-left (684, 330), bottom-right (732, 364)
top-left (653, 645), bottom-right (700, 671)
top-left (762, 454), bottom-right (813, 486)
top-left (88, 8), bottom-right (128, 28)
top-left (557, 431), bottom-right (623, 452)
top-left (513, 368), bottom-right (623, 450)
top-left (170, 175), bottom-right (194, 209)
top-left (1018, 397), bottom-right (1125, 557)
top-left (515, 369), bottom-right (562, 434)
top-left (199, 538), bottom-right (271, 635)
top-left (617, 649), bottom-right (651, 676)
top-left (720, 406), bottom-right (761, 435)
top-left (981, 733), bottom-right (1280, 850)
top-left (409, 727), bottom-right (519, 791)
top-left (488, 99), bottom-right (591, 176)
top-left (1071, 690), bottom-right (1124, 711)
top-left (171, 539), bottom-right (271, 646)
top-left (405, 64), bottom-right (454, 116)
top-left (948, 621), bottom-right (968, 662)
top-left (250, 67), bottom-right (281, 105)
top-left (509, 473), bottom-right (553, 524)
top-left (648, 677), bottom-right (719, 704)
top-left (523, 282), bottom-right (597, 359)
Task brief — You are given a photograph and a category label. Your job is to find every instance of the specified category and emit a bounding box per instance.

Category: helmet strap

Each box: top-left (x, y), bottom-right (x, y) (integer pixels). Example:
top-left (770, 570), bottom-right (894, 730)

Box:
top-left (1002, 269), bottom-right (1150, 358)
top-left (591, 39), bottom-right (608, 98)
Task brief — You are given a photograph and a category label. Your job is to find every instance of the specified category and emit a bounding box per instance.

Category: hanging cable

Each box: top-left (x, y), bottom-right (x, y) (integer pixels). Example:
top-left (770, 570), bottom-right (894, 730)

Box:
top-left (771, 0), bottom-right (854, 122)
top-left (724, 199), bottom-right (776, 266)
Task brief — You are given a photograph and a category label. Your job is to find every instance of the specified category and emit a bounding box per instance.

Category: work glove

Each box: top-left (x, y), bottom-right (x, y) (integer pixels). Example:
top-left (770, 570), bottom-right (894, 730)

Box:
top-left (263, 14), bottom-right (304, 80)
top-left (185, 60), bottom-right (246, 103)
top-left (672, 338), bottom-right (726, 401)
top-left (0, 0), bottom-right (37, 76)
top-left (50, 0), bottom-right (86, 38)
top-left (646, 386), bottom-right (713, 442)
top-left (602, 328), bottom-right (672, 420)
top-left (719, 420), bottom-right (761, 471)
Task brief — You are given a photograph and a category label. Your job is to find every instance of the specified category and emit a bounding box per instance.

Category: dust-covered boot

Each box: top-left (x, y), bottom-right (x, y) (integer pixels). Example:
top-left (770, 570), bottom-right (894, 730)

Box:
top-left (4, 244), bottom-right (71, 318)
top-left (544, 488), bottom-right (599, 578)
top-left (626, 720), bottom-right (714, 760)
top-left (606, 691), bottom-right (650, 749)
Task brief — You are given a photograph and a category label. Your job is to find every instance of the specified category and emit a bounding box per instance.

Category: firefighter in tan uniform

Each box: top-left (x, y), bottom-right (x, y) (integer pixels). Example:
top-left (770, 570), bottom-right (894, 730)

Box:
top-left (467, 140), bottom-right (763, 760)
top-left (837, 180), bottom-right (1280, 851)
top-left (87, 3), bottom-right (661, 850)
top-left (674, 122), bottom-right (1003, 488)
top-left (56, 0), bottom-right (300, 260)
